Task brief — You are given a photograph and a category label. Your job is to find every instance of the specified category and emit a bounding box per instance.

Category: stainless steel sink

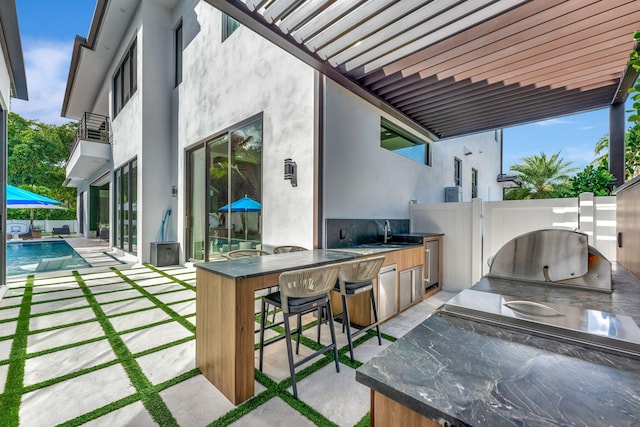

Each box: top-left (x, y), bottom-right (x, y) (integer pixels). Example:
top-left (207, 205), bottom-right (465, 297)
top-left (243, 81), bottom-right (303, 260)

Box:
top-left (359, 242), bottom-right (419, 248)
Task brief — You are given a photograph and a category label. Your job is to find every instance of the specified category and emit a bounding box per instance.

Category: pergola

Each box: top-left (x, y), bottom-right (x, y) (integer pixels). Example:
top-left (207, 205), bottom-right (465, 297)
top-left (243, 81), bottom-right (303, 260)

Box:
top-left (207, 0), bottom-right (640, 186)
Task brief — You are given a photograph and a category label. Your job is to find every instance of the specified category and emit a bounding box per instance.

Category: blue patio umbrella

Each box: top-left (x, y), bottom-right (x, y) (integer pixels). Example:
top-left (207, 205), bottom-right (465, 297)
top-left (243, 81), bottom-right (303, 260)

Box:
top-left (7, 184), bottom-right (63, 208)
top-left (218, 196), bottom-right (261, 212)
top-left (219, 196), bottom-right (261, 240)
top-left (7, 184), bottom-right (64, 228)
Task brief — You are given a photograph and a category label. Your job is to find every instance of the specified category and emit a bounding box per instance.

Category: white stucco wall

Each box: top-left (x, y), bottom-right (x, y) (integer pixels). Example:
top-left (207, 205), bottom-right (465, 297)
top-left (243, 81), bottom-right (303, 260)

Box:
top-left (177, 1), bottom-right (316, 250)
top-left (139, 1), bottom-right (173, 261)
top-left (0, 52), bottom-right (10, 111)
top-left (323, 78), bottom-right (503, 220)
top-left (108, 2), bottom-right (174, 262)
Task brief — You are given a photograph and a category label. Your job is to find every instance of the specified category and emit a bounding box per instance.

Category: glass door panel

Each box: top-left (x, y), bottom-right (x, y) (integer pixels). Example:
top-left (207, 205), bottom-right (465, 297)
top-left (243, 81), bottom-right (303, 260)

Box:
top-left (131, 159), bottom-right (138, 254)
top-left (115, 169), bottom-right (122, 248)
top-left (230, 120), bottom-right (262, 246)
top-left (208, 136), bottom-right (229, 259)
top-left (123, 167), bottom-right (130, 252)
top-left (188, 146), bottom-right (206, 261)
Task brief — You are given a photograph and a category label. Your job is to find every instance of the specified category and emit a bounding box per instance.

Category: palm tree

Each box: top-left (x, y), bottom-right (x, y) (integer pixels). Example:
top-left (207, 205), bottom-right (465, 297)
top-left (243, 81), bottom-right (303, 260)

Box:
top-left (592, 124), bottom-right (640, 180)
top-left (505, 151), bottom-right (576, 200)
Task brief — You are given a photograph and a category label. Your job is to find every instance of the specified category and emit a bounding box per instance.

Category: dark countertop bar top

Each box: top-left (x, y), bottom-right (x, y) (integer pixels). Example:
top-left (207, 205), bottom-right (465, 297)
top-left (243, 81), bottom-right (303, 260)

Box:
top-left (356, 265), bottom-right (640, 426)
top-left (195, 249), bottom-right (361, 280)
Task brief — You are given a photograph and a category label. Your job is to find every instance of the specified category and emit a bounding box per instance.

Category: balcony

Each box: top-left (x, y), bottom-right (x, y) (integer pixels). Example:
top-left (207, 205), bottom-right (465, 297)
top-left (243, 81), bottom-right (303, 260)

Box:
top-left (65, 113), bottom-right (111, 187)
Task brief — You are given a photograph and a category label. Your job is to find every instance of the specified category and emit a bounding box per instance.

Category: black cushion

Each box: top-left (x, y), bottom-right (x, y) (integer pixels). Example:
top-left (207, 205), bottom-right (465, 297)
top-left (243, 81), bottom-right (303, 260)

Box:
top-left (334, 279), bottom-right (373, 294)
top-left (264, 291), bottom-right (326, 309)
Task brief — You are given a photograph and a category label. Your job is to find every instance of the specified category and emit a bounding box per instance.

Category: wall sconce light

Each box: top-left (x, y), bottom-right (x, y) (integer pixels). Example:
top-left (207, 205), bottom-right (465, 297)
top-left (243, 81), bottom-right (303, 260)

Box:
top-left (284, 158), bottom-right (297, 187)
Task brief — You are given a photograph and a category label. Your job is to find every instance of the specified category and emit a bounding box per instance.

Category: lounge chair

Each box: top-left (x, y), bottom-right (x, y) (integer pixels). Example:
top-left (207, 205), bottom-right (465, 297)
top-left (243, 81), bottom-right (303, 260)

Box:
top-left (52, 225), bottom-right (71, 235)
top-left (35, 256), bottom-right (73, 272)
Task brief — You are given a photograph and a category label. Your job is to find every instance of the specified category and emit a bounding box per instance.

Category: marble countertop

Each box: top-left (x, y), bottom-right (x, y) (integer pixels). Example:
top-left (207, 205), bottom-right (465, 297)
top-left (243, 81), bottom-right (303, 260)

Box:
top-left (356, 265), bottom-right (640, 426)
top-left (196, 244), bottom-right (427, 280)
top-left (194, 249), bottom-right (359, 280)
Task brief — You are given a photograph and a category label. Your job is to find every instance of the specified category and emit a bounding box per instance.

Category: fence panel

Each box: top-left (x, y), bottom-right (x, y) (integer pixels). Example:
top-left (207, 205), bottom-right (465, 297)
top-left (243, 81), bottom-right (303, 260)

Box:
top-left (410, 202), bottom-right (477, 290)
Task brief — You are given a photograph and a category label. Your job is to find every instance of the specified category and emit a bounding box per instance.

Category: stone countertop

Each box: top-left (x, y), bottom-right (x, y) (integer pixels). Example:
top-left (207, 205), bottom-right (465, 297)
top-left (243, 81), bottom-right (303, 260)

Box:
top-left (194, 249), bottom-right (360, 280)
top-left (356, 265), bottom-right (640, 426)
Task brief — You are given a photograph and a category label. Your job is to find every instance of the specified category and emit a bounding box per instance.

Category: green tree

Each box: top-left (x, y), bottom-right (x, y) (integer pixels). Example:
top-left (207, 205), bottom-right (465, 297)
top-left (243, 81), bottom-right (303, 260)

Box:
top-left (565, 165), bottom-right (615, 197)
top-left (627, 31), bottom-right (640, 125)
top-left (7, 112), bottom-right (77, 220)
top-left (592, 124), bottom-right (640, 180)
top-left (504, 151), bottom-right (576, 200)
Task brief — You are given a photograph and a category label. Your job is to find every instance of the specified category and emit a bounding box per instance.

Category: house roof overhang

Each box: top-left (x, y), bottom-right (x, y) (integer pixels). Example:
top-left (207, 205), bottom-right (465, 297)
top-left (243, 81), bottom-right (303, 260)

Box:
top-left (0, 0), bottom-right (28, 101)
top-left (61, 0), bottom-right (140, 120)
top-left (207, 0), bottom-right (640, 139)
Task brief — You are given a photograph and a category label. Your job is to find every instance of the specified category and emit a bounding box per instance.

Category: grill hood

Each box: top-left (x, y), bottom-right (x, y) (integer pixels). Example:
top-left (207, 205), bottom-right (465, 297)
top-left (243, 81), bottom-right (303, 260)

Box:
top-left (440, 229), bottom-right (640, 359)
top-left (487, 229), bottom-right (611, 292)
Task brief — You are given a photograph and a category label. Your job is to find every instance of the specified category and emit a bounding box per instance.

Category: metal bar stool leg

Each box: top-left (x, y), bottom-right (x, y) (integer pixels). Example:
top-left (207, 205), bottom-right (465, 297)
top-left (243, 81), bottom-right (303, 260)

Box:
top-left (259, 298), bottom-right (268, 371)
top-left (341, 294), bottom-right (355, 362)
top-left (295, 312), bottom-right (302, 354)
top-left (283, 312), bottom-right (299, 399)
top-left (316, 305), bottom-right (324, 344)
top-left (326, 300), bottom-right (340, 373)
top-left (370, 288), bottom-right (382, 345)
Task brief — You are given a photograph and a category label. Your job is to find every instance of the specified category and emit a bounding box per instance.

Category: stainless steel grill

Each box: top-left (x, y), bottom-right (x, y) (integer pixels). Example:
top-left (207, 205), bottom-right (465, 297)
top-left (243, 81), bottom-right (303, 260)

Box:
top-left (440, 229), bottom-right (640, 359)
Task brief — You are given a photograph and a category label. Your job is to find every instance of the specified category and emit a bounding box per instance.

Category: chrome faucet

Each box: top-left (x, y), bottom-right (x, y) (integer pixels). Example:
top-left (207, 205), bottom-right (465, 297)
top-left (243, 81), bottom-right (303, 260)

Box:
top-left (383, 220), bottom-right (390, 244)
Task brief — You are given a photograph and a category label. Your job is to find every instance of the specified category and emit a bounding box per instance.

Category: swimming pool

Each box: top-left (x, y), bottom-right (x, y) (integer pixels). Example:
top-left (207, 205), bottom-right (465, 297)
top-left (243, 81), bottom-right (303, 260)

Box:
top-left (6, 240), bottom-right (91, 275)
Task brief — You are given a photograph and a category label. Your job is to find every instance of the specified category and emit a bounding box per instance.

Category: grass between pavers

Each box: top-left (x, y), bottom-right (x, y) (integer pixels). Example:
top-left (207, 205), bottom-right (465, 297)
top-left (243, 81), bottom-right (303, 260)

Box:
top-left (74, 271), bottom-right (180, 426)
top-left (0, 275), bottom-right (34, 426)
top-left (2, 264), bottom-right (394, 426)
top-left (110, 268), bottom-right (195, 334)
top-left (143, 264), bottom-right (196, 290)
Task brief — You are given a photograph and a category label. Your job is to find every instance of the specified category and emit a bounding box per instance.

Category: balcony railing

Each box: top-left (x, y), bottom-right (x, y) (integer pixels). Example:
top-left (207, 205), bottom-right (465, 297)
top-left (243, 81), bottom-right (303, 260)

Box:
top-left (71, 112), bottom-right (111, 154)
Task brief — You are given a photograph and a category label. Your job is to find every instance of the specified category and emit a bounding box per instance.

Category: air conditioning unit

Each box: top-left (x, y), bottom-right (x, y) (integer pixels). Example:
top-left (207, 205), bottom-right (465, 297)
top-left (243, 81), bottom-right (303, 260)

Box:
top-left (445, 186), bottom-right (462, 202)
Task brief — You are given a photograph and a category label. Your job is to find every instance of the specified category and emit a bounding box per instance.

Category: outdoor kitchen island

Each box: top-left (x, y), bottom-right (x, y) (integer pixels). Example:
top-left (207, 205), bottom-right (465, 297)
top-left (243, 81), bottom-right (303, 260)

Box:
top-left (356, 264), bottom-right (640, 426)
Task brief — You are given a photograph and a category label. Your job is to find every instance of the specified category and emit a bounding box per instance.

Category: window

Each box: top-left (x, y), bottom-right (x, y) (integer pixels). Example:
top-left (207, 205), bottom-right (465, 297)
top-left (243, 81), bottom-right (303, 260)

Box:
top-left (175, 21), bottom-right (183, 87)
top-left (222, 13), bottom-right (240, 41)
top-left (471, 168), bottom-right (478, 198)
top-left (454, 157), bottom-right (462, 187)
top-left (114, 158), bottom-right (137, 254)
top-left (187, 116), bottom-right (263, 261)
top-left (380, 118), bottom-right (431, 166)
top-left (113, 39), bottom-right (137, 116)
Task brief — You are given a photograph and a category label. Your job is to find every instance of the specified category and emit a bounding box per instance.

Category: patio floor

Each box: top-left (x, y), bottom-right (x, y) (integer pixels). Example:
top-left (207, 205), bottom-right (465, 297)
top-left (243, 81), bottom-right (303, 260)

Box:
top-left (0, 238), bottom-right (454, 426)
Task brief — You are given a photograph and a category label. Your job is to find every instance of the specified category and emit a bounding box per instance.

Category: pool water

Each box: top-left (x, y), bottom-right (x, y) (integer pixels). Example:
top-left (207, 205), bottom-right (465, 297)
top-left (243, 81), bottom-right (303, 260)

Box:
top-left (6, 240), bottom-right (91, 275)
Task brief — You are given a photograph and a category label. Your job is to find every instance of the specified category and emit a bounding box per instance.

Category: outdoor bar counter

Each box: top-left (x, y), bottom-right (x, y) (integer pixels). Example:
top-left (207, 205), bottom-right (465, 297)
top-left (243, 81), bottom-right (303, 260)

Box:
top-left (195, 249), bottom-right (363, 404)
top-left (356, 265), bottom-right (640, 426)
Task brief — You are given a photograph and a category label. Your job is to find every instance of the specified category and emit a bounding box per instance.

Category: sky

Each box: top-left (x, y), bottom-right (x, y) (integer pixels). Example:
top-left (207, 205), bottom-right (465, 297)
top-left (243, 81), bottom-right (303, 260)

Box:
top-left (12, 0), bottom-right (96, 124)
top-left (11, 1), bottom-right (635, 175)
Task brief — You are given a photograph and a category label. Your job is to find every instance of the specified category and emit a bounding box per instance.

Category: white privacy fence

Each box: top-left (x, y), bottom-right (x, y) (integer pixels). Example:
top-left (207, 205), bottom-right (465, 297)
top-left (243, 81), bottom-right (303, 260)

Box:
top-left (410, 194), bottom-right (616, 291)
top-left (7, 219), bottom-right (78, 233)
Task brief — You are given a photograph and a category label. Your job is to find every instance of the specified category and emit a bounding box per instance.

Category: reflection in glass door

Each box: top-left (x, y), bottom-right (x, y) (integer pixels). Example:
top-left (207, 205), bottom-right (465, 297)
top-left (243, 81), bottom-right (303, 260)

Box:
top-left (114, 158), bottom-right (138, 255)
top-left (186, 116), bottom-right (262, 261)
top-left (188, 146), bottom-right (206, 261)
top-left (208, 135), bottom-right (229, 256)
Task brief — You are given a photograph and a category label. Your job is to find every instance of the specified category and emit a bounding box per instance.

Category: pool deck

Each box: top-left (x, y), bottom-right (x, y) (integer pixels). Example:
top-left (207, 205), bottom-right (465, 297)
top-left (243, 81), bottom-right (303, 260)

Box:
top-left (0, 237), bottom-right (453, 426)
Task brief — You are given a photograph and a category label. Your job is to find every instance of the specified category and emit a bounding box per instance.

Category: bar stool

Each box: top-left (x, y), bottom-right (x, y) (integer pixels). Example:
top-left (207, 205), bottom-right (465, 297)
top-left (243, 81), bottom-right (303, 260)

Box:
top-left (226, 249), bottom-right (270, 258)
top-left (258, 264), bottom-right (341, 399)
top-left (273, 245), bottom-right (307, 254)
top-left (226, 249), bottom-right (276, 327)
top-left (335, 256), bottom-right (385, 362)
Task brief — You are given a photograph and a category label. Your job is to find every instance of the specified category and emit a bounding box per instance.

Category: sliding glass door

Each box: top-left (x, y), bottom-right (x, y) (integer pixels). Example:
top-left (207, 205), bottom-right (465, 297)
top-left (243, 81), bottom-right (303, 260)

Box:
top-left (186, 116), bottom-right (262, 261)
top-left (114, 158), bottom-right (137, 254)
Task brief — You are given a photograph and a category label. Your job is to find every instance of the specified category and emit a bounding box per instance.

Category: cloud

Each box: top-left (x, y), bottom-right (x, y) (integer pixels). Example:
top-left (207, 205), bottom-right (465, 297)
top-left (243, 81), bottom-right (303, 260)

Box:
top-left (580, 126), bottom-right (595, 130)
top-left (562, 145), bottom-right (597, 166)
top-left (11, 38), bottom-right (74, 125)
top-left (535, 118), bottom-right (574, 126)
